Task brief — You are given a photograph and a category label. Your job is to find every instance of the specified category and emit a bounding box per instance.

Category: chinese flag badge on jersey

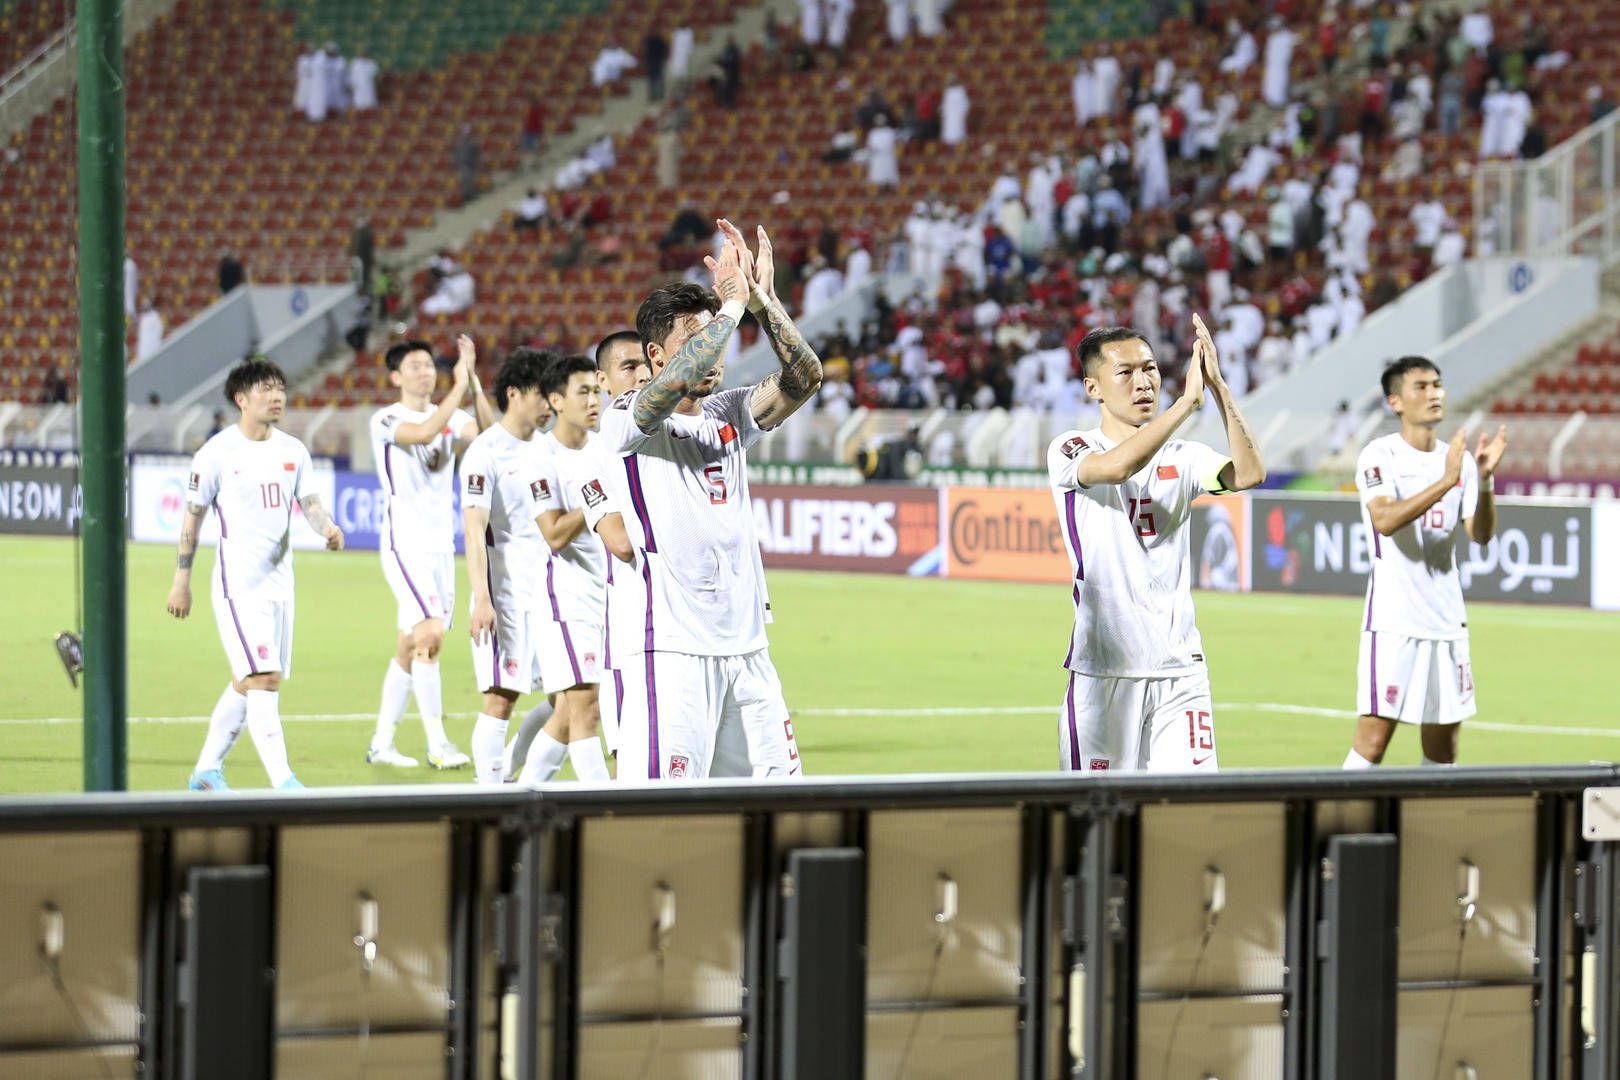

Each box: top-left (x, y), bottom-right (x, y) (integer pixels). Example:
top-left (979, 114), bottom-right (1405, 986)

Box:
top-left (1156, 465), bottom-right (1180, 480)
top-left (283, 462), bottom-right (296, 471)
top-left (719, 423), bottom-right (738, 446)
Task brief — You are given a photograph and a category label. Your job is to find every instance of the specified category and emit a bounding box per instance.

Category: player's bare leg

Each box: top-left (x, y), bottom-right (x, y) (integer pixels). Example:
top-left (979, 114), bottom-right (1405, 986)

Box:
top-left (238, 671), bottom-right (302, 789)
top-left (562, 686), bottom-right (608, 780)
top-left (518, 694), bottom-right (573, 784)
top-left (408, 617), bottom-right (466, 768)
top-left (367, 632), bottom-right (419, 767)
top-left (1345, 715), bottom-right (1399, 767)
top-left (1419, 722), bottom-right (1460, 765)
top-left (471, 688), bottom-right (520, 785)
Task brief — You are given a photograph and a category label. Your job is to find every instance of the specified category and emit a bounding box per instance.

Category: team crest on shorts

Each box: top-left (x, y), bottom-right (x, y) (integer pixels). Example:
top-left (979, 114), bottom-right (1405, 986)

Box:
top-left (1385, 685), bottom-right (1400, 705)
top-left (504, 658), bottom-right (519, 676)
top-left (584, 652), bottom-right (597, 668)
top-left (256, 644), bottom-right (270, 660)
top-left (668, 755), bottom-right (689, 778)
top-left (1088, 758), bottom-right (1110, 771)
top-left (1061, 436), bottom-right (1088, 459)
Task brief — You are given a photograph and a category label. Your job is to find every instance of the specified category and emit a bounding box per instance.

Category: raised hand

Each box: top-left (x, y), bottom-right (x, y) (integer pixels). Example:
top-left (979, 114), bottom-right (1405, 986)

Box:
top-left (1192, 312), bottom-right (1226, 389)
top-left (715, 217), bottom-right (757, 282)
top-left (1181, 339), bottom-right (1207, 411)
top-left (1475, 425), bottom-right (1508, 479)
top-left (752, 225), bottom-right (779, 303)
top-left (702, 238), bottom-right (750, 310)
top-left (1445, 427), bottom-right (1469, 484)
top-left (454, 333), bottom-right (476, 389)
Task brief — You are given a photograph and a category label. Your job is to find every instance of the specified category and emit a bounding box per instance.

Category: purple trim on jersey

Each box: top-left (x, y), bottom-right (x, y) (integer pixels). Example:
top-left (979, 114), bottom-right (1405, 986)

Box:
top-left (1367, 631), bottom-right (1377, 715)
top-left (543, 559), bottom-right (585, 685)
top-left (1371, 528), bottom-right (1382, 558)
top-left (624, 455), bottom-right (657, 553)
top-left (1063, 490), bottom-right (1085, 581)
top-left (641, 555), bottom-right (660, 779)
top-left (614, 669), bottom-right (625, 716)
top-left (1061, 584), bottom-right (1080, 669)
top-left (485, 561), bottom-right (502, 691)
top-left (1064, 673), bottom-right (1081, 770)
top-left (215, 503), bottom-right (230, 539)
top-left (382, 443), bottom-right (397, 547)
top-left (214, 517), bottom-right (260, 676)
top-left (1364, 576), bottom-right (1375, 632)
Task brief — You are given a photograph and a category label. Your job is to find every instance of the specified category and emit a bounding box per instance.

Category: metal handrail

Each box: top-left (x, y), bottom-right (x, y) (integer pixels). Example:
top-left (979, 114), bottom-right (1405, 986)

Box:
top-left (0, 22), bottom-right (76, 111)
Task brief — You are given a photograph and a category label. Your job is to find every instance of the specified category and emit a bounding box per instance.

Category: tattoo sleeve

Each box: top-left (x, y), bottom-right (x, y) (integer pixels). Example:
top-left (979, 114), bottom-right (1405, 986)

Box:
top-left (750, 297), bottom-right (824, 428)
top-left (175, 508), bottom-right (204, 573)
top-left (632, 314), bottom-right (736, 432)
top-left (299, 494), bottom-right (333, 533)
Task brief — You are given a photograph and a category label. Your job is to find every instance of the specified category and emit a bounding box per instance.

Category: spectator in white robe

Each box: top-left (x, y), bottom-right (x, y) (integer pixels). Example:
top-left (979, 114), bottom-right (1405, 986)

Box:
top-left (1305, 296), bottom-right (1338, 351)
top-left (347, 48), bottom-right (378, 111)
top-left (1431, 224), bottom-right (1467, 269)
top-left (1338, 194), bottom-right (1375, 274)
top-left (885, 0), bottom-right (910, 43)
top-left (1478, 81), bottom-right (1510, 157)
top-left (1336, 287), bottom-right (1366, 338)
top-left (1061, 189), bottom-right (1090, 244)
top-left (1176, 79), bottom-right (1203, 159)
top-left (590, 44), bottom-right (637, 87)
top-left (1227, 143), bottom-right (1280, 195)
top-left (1261, 18), bottom-right (1296, 107)
top-left (669, 26), bottom-right (694, 84)
top-left (844, 240), bottom-right (872, 290)
top-left (1133, 101), bottom-right (1170, 210)
top-left (1501, 88), bottom-right (1532, 158)
top-left (123, 255), bottom-right (138, 320)
top-left (294, 46), bottom-right (316, 114)
top-left (941, 83), bottom-right (970, 145)
top-left (904, 204), bottom-right (932, 277)
top-left (827, 0), bottom-right (853, 50)
top-left (322, 42), bottom-right (348, 112)
top-left (1025, 156), bottom-right (1056, 246)
top-left (301, 47), bottom-right (329, 121)
top-left (1409, 196), bottom-right (1446, 250)
top-left (801, 258), bottom-right (845, 319)
top-left (865, 116), bottom-right (899, 188)
top-left (926, 210), bottom-right (958, 281)
top-left (1460, 11), bottom-right (1492, 54)
top-left (135, 298), bottom-right (164, 360)
top-left (798, 0), bottom-right (823, 45)
top-left (1218, 21), bottom-right (1258, 75)
top-left (1256, 322), bottom-right (1292, 383)
top-left (421, 267), bottom-right (475, 317)
top-left (1071, 61), bottom-right (1098, 126)
top-left (1152, 57), bottom-right (1175, 98)
top-left (1092, 54), bottom-right (1121, 116)
top-left (915, 0), bottom-right (943, 39)
top-left (952, 215), bottom-right (985, 289)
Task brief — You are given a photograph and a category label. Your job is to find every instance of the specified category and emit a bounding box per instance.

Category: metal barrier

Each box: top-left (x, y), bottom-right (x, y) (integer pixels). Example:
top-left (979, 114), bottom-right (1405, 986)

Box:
top-left (0, 767), bottom-right (1616, 1079)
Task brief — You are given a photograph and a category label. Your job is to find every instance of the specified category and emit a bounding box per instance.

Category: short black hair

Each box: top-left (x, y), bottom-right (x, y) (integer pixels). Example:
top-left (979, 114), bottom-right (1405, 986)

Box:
top-left (1381, 356), bottom-right (1441, 398)
top-left (384, 339), bottom-right (435, 372)
top-left (224, 356), bottom-right (287, 407)
top-left (594, 329), bottom-right (642, 369)
top-left (493, 347), bottom-right (556, 412)
top-left (635, 282), bottom-right (719, 360)
top-left (1076, 326), bottom-right (1149, 379)
top-left (541, 354), bottom-right (599, 399)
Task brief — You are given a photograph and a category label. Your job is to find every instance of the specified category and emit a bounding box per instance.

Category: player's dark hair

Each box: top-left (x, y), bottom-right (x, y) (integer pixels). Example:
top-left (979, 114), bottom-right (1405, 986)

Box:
top-left (635, 282), bottom-right (720, 360)
top-left (383, 339), bottom-right (435, 372)
top-left (1381, 356), bottom-right (1441, 398)
top-left (541, 354), bottom-right (599, 399)
top-left (223, 356), bottom-right (287, 408)
top-left (493, 347), bottom-right (556, 412)
top-left (1077, 326), bottom-right (1149, 379)
top-left (593, 329), bottom-right (642, 369)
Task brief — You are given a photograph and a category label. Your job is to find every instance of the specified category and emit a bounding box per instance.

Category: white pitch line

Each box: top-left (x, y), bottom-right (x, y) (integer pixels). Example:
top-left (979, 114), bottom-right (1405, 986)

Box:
top-left (3, 702), bottom-right (1617, 740)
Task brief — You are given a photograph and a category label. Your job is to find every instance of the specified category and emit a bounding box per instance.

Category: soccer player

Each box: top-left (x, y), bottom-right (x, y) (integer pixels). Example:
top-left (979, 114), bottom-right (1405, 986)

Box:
top-left (166, 357), bottom-right (345, 791)
top-left (596, 220), bottom-right (819, 781)
top-left (1046, 316), bottom-right (1266, 773)
top-left (460, 348), bottom-right (558, 784)
top-left (365, 334), bottom-right (494, 770)
top-left (510, 354), bottom-right (616, 783)
top-left (1344, 357), bottom-right (1508, 768)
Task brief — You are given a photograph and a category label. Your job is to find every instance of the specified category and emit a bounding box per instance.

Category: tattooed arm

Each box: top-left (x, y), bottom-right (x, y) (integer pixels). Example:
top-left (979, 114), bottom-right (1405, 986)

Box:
top-left (299, 494), bottom-right (346, 550)
top-left (750, 294), bottom-right (824, 429)
top-left (165, 505), bottom-right (209, 619)
top-left (631, 239), bottom-right (751, 434)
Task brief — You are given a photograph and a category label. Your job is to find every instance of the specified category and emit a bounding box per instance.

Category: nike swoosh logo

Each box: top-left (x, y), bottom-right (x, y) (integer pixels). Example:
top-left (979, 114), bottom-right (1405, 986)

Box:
top-left (670, 431), bottom-right (692, 440)
top-left (1191, 756), bottom-right (1213, 767)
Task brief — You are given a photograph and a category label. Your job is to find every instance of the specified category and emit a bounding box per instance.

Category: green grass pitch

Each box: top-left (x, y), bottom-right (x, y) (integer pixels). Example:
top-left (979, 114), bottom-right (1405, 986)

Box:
top-left (2, 536), bottom-right (1616, 793)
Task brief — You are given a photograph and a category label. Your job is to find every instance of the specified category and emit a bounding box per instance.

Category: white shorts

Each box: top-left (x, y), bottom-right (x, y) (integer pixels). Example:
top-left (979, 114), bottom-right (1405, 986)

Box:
top-left (1357, 631), bottom-right (1476, 726)
top-left (1058, 668), bottom-right (1217, 773)
top-left (212, 582), bottom-right (293, 681)
top-left (381, 550), bottom-right (455, 633)
top-left (537, 615), bottom-right (603, 691)
top-left (616, 649), bottom-right (804, 782)
top-left (471, 606), bottom-right (543, 696)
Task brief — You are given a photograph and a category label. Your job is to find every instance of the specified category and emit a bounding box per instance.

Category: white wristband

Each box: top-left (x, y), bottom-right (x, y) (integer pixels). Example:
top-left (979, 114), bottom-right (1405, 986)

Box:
top-left (719, 298), bottom-right (747, 325)
top-left (747, 283), bottom-right (768, 314)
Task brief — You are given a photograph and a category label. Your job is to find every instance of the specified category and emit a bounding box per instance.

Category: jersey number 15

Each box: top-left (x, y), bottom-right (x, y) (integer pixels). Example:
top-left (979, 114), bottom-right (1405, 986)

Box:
top-left (1126, 496), bottom-right (1158, 538)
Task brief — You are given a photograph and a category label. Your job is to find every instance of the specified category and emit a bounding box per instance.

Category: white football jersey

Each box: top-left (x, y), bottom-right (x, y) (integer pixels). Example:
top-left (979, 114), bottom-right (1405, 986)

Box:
top-left (370, 403), bottom-right (475, 554)
top-left (459, 423), bottom-right (550, 613)
top-left (597, 386), bottom-right (771, 657)
top-left (533, 430), bottom-right (609, 624)
top-left (1047, 429), bottom-right (1232, 678)
top-left (1355, 433), bottom-right (1479, 640)
top-left (187, 426), bottom-right (317, 598)
top-left (575, 441), bottom-right (635, 671)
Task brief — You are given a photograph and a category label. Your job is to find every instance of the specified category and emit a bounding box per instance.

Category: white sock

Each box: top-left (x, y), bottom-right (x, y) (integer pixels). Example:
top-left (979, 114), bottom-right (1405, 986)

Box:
top-left (195, 685), bottom-right (247, 773)
top-left (518, 731), bottom-right (569, 784)
top-left (411, 660), bottom-right (449, 749)
top-left (567, 736), bottom-right (610, 781)
top-left (1420, 755), bottom-right (1455, 767)
top-left (506, 698), bottom-right (554, 776)
top-left (371, 660), bottom-right (412, 753)
top-left (471, 713), bottom-right (510, 785)
top-left (1343, 748), bottom-right (1376, 770)
top-left (245, 689), bottom-right (294, 787)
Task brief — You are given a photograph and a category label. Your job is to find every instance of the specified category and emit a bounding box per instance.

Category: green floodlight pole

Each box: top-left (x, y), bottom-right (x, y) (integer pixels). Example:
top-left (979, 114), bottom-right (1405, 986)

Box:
top-left (76, 0), bottom-right (127, 791)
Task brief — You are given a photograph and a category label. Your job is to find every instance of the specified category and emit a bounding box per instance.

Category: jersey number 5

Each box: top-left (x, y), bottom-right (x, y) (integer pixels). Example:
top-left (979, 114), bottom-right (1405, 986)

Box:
top-left (1126, 496), bottom-right (1158, 538)
top-left (703, 464), bottom-right (728, 505)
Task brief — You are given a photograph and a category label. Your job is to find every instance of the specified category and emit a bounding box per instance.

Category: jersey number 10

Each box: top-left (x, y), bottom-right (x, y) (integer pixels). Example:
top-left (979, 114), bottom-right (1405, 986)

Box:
top-left (259, 484), bottom-right (283, 509)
